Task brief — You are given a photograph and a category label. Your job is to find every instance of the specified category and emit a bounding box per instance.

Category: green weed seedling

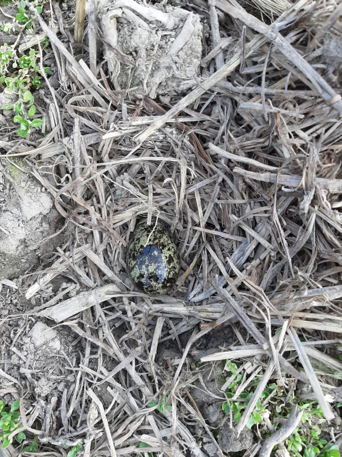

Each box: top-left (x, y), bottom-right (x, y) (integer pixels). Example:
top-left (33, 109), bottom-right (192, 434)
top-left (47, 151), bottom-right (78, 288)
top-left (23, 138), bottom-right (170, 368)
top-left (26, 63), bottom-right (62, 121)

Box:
top-left (1, 22), bottom-right (15, 33)
top-left (287, 428), bottom-right (337, 457)
top-left (66, 443), bottom-right (83, 457)
top-left (221, 361), bottom-right (340, 457)
top-left (0, 400), bottom-right (25, 449)
top-left (0, 0), bottom-right (13, 7)
top-left (23, 436), bottom-right (39, 452)
top-left (15, 0), bottom-right (42, 29)
top-left (222, 361), bottom-right (276, 429)
top-left (318, 443), bottom-right (341, 457)
top-left (299, 401), bottom-right (324, 426)
top-left (138, 442), bottom-right (154, 457)
top-left (0, 1), bottom-right (49, 138)
top-left (285, 402), bottom-right (340, 457)
top-left (4, 89), bottom-right (43, 138)
top-left (0, 41), bottom-right (49, 138)
top-left (148, 394), bottom-right (172, 413)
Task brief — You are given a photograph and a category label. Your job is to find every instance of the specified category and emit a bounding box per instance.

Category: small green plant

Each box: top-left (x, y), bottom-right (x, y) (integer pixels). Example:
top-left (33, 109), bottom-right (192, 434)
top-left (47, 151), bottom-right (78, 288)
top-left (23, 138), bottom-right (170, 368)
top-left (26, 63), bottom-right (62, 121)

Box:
top-left (287, 427), bottom-right (336, 457)
top-left (23, 436), bottom-right (39, 452)
top-left (0, 41), bottom-right (48, 137)
top-left (0, 400), bottom-right (25, 449)
top-left (66, 443), bottom-right (83, 457)
top-left (1, 23), bottom-right (15, 33)
top-left (226, 360), bottom-right (238, 374)
top-left (0, 0), bottom-right (14, 7)
top-left (138, 442), bottom-right (154, 457)
top-left (3, 89), bottom-right (43, 138)
top-left (15, 0), bottom-right (42, 29)
top-left (221, 361), bottom-right (276, 429)
top-left (299, 401), bottom-right (324, 425)
top-left (221, 361), bottom-right (340, 457)
top-left (285, 402), bottom-right (340, 457)
top-left (148, 394), bottom-right (172, 413)
top-left (319, 444), bottom-right (340, 457)
top-left (222, 392), bottom-right (269, 428)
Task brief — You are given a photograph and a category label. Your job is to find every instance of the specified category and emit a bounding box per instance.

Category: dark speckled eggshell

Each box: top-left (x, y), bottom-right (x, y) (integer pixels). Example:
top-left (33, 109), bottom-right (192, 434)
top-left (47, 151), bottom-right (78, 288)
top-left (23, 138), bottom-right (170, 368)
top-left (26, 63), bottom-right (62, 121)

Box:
top-left (126, 219), bottom-right (180, 294)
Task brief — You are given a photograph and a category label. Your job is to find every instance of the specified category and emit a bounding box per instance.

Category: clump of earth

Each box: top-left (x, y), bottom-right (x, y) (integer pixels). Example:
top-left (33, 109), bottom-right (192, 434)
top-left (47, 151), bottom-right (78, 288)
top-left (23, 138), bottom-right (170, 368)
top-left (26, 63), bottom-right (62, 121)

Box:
top-left (2, 320), bottom-right (77, 405)
top-left (99, 0), bottom-right (203, 98)
top-left (0, 160), bottom-right (61, 280)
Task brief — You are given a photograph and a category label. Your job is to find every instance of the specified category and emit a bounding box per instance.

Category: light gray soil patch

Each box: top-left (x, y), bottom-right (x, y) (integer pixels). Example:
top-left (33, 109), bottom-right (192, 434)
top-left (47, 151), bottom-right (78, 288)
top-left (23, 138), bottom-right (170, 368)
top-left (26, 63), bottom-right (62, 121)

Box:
top-left (0, 160), bottom-right (61, 280)
top-left (101, 0), bottom-right (203, 97)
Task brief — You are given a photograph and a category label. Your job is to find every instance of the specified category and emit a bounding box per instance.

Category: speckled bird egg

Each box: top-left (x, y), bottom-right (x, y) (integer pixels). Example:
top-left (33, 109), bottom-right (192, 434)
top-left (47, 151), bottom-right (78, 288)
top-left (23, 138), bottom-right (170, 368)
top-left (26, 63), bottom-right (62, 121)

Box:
top-left (126, 219), bottom-right (180, 294)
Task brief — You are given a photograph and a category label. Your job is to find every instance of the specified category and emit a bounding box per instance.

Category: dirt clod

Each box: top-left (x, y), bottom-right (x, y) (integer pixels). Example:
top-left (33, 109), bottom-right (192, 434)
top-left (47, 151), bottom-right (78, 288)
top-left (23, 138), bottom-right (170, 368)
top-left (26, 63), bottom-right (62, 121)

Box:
top-left (101, 0), bottom-right (202, 97)
top-left (0, 161), bottom-right (60, 279)
top-left (30, 322), bottom-right (61, 351)
top-left (218, 424), bottom-right (255, 452)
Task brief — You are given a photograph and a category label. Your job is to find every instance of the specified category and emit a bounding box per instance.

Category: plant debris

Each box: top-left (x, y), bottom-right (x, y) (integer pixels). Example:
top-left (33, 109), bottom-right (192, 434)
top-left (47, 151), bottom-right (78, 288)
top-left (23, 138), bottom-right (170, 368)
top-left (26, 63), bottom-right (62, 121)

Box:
top-left (0, 0), bottom-right (342, 455)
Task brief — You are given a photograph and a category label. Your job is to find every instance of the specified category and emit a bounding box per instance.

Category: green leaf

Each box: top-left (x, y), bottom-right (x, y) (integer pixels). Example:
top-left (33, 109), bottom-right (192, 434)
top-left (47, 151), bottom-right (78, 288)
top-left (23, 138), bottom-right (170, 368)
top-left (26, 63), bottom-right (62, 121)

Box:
top-left (147, 401), bottom-right (158, 408)
top-left (2, 104), bottom-right (13, 110)
top-left (27, 97), bottom-right (35, 107)
top-left (18, 129), bottom-right (27, 138)
top-left (234, 411), bottom-right (241, 423)
top-left (304, 448), bottom-right (318, 457)
top-left (323, 451), bottom-right (340, 457)
top-left (44, 66), bottom-right (50, 73)
top-left (36, 6), bottom-right (42, 14)
top-left (226, 361), bottom-right (237, 375)
top-left (0, 401), bottom-right (3, 412)
top-left (310, 429), bottom-right (319, 439)
top-left (222, 402), bottom-right (230, 415)
top-left (246, 415), bottom-right (256, 429)
top-left (17, 431), bottom-right (26, 443)
top-left (293, 442), bottom-right (303, 452)
top-left (23, 90), bottom-right (32, 102)
top-left (13, 115), bottom-right (23, 123)
top-left (10, 401), bottom-right (20, 412)
top-left (23, 437), bottom-right (38, 452)
top-left (28, 105), bottom-right (36, 117)
top-left (20, 120), bottom-right (30, 130)
top-left (2, 437), bottom-right (12, 449)
top-left (252, 412), bottom-right (262, 423)
top-left (138, 442), bottom-right (151, 448)
top-left (31, 119), bottom-right (43, 128)
top-left (15, 104), bottom-right (23, 115)
top-left (20, 1), bottom-right (26, 9)
top-left (67, 444), bottom-right (82, 457)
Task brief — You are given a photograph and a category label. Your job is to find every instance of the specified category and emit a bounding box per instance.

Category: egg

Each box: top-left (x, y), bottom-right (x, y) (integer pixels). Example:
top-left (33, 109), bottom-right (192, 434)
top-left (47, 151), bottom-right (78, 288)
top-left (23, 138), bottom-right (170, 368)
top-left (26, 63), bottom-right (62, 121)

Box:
top-left (126, 219), bottom-right (180, 294)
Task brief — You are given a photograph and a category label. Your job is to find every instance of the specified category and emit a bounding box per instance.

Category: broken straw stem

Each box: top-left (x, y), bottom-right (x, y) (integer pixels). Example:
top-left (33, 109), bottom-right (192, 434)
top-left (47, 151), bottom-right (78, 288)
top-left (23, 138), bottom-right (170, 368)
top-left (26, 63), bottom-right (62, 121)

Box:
top-left (75, 0), bottom-right (86, 43)
top-left (259, 406), bottom-right (303, 457)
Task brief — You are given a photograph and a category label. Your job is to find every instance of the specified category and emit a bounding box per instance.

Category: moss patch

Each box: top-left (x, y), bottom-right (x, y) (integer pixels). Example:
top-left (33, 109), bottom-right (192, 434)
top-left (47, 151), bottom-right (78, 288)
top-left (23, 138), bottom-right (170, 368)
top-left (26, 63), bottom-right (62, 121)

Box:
top-left (0, 0), bottom-right (13, 5)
